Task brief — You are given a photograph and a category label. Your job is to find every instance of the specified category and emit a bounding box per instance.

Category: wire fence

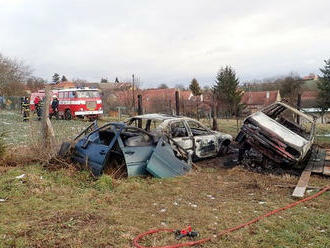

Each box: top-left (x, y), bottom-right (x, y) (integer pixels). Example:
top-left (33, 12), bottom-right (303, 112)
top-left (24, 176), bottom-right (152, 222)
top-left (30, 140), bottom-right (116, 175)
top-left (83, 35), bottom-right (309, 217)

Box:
top-left (0, 96), bottom-right (24, 111)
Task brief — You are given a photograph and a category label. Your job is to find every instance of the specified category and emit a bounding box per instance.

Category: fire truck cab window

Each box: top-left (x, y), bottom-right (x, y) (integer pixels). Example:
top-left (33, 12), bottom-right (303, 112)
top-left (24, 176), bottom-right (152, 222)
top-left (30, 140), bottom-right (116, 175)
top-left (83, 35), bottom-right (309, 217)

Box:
top-left (59, 92), bottom-right (64, 98)
top-left (64, 92), bottom-right (69, 98)
top-left (77, 91), bottom-right (100, 98)
top-left (69, 92), bottom-right (75, 98)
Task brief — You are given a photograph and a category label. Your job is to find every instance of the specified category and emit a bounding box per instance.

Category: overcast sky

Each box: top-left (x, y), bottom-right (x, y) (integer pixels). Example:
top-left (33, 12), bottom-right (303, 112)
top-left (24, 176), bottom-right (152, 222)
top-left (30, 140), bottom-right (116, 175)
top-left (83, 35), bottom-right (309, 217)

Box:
top-left (0, 0), bottom-right (329, 87)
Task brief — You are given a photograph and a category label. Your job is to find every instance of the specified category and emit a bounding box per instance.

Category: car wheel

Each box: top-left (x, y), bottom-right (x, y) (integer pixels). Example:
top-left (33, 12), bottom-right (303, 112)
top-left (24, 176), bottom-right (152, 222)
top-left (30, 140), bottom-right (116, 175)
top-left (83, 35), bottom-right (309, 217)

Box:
top-left (64, 109), bottom-right (72, 120)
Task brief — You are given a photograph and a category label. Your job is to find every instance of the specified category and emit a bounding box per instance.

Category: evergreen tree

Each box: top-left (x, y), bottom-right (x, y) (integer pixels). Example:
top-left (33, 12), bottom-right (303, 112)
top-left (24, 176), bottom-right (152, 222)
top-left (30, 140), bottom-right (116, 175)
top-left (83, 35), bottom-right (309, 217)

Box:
top-left (158, 83), bottom-right (168, 89)
top-left (317, 59), bottom-right (330, 123)
top-left (189, 78), bottom-right (201, 96)
top-left (52, 73), bottom-right (60, 84)
top-left (100, 78), bottom-right (108, 83)
top-left (213, 66), bottom-right (244, 118)
top-left (115, 77), bottom-right (119, 83)
top-left (61, 75), bottom-right (68, 82)
top-left (189, 78), bottom-right (202, 119)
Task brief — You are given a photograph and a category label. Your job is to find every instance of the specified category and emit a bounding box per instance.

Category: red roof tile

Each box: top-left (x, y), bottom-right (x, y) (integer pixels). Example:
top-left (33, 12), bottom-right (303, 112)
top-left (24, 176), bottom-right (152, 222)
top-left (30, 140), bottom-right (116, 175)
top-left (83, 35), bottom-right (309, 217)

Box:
top-left (241, 90), bottom-right (280, 106)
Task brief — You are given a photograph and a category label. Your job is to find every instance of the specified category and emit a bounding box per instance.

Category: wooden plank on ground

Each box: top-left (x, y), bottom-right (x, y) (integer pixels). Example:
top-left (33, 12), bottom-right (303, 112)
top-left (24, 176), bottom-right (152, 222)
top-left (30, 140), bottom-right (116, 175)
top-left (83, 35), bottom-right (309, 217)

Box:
top-left (292, 170), bottom-right (312, 198)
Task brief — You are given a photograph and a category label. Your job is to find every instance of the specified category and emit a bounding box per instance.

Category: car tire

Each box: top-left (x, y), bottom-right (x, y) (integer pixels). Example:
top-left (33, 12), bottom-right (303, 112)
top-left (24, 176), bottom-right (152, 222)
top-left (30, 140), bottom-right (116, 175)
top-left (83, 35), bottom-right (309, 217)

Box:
top-left (58, 142), bottom-right (71, 158)
top-left (64, 109), bottom-right (72, 120)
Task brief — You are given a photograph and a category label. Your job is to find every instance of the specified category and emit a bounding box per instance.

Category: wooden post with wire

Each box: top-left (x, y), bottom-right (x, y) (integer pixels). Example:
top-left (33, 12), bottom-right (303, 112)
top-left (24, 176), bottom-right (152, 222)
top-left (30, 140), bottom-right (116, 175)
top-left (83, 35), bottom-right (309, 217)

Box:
top-left (42, 85), bottom-right (55, 150)
top-left (137, 94), bottom-right (143, 128)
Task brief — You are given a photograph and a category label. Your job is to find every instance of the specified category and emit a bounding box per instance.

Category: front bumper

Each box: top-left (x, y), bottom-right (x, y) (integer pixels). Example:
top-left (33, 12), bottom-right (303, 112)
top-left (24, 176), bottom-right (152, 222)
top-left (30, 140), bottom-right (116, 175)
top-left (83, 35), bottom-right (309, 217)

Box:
top-left (75, 110), bottom-right (103, 116)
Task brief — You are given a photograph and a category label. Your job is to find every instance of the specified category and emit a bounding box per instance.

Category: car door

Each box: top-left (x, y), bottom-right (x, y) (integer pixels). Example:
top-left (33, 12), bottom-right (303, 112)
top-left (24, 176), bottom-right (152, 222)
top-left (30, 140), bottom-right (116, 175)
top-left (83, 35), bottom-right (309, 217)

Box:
top-left (169, 120), bottom-right (194, 154)
top-left (185, 120), bottom-right (217, 158)
top-left (73, 125), bottom-right (121, 176)
top-left (118, 127), bottom-right (155, 177)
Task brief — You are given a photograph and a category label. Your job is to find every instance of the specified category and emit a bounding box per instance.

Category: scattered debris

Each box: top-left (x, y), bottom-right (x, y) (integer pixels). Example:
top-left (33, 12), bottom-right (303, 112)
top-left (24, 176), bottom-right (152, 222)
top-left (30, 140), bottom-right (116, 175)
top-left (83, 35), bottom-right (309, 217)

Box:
top-left (0, 199), bottom-right (6, 202)
top-left (15, 174), bottom-right (26, 179)
top-left (126, 114), bottom-right (233, 159)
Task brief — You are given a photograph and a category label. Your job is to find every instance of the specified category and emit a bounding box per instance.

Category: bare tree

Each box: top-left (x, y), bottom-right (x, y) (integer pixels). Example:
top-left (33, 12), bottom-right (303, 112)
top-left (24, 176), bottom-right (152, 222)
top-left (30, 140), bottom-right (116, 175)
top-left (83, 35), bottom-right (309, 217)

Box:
top-left (0, 53), bottom-right (31, 96)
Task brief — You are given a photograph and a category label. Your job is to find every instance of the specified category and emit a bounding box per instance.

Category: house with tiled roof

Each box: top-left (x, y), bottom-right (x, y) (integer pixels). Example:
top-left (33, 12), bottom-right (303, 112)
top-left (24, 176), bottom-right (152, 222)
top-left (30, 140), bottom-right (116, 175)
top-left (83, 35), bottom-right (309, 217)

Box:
top-left (301, 90), bottom-right (330, 123)
top-left (241, 90), bottom-right (281, 114)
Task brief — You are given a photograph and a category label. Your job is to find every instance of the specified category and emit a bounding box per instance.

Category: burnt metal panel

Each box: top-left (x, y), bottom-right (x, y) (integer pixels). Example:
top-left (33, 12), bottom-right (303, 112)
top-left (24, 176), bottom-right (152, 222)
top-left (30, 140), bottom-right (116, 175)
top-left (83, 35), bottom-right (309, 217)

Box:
top-left (146, 138), bottom-right (191, 178)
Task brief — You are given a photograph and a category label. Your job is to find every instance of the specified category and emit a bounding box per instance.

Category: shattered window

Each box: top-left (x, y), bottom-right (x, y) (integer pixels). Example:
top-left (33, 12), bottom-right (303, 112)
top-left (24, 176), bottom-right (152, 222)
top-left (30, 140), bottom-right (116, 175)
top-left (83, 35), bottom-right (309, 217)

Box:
top-left (171, 121), bottom-right (188, 138)
top-left (186, 120), bottom-right (209, 136)
top-left (76, 91), bottom-right (100, 98)
top-left (264, 105), bottom-right (312, 140)
top-left (121, 128), bottom-right (153, 147)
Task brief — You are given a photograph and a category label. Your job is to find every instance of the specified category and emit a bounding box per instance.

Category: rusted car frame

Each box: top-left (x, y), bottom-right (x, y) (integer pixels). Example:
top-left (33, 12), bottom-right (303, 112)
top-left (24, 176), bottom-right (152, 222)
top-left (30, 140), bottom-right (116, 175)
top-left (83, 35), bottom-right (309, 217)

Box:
top-left (236, 102), bottom-right (316, 168)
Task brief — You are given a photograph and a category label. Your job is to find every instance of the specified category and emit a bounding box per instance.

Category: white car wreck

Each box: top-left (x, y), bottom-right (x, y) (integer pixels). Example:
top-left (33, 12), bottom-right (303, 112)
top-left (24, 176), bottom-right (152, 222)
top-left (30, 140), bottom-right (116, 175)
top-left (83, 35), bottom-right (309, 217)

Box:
top-left (236, 102), bottom-right (316, 168)
top-left (126, 114), bottom-right (233, 160)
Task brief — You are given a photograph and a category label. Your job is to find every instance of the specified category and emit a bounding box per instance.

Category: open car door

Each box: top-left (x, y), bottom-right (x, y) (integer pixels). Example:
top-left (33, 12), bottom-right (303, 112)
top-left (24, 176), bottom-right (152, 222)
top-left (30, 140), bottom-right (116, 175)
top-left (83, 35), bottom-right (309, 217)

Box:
top-left (118, 127), bottom-right (155, 176)
top-left (146, 137), bottom-right (191, 178)
top-left (73, 123), bottom-right (122, 176)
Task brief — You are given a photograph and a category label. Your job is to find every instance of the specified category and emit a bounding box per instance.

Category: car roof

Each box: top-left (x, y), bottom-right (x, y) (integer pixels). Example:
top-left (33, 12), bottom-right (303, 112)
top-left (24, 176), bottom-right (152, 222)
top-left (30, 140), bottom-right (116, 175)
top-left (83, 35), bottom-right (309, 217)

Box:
top-left (129, 113), bottom-right (184, 121)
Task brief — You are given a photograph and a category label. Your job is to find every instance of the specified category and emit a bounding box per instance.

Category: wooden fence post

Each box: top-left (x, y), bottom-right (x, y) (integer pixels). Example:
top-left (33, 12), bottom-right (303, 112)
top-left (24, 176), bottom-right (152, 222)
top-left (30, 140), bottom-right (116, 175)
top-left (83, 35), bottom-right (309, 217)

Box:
top-left (42, 85), bottom-right (55, 150)
top-left (175, 91), bottom-right (180, 116)
top-left (137, 94), bottom-right (142, 128)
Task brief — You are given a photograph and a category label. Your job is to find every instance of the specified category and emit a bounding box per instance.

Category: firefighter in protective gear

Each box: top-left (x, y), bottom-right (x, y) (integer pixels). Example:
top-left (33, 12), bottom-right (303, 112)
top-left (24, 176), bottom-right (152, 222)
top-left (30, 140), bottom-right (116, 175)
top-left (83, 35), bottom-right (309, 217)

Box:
top-left (51, 95), bottom-right (59, 120)
top-left (34, 96), bottom-right (41, 115)
top-left (22, 97), bottom-right (30, 122)
top-left (37, 98), bottom-right (44, 121)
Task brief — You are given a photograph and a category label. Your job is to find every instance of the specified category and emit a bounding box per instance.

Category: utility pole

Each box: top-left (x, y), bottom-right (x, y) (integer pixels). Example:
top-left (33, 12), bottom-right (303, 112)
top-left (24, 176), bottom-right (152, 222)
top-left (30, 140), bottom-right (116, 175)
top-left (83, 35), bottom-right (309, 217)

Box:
top-left (132, 74), bottom-right (135, 114)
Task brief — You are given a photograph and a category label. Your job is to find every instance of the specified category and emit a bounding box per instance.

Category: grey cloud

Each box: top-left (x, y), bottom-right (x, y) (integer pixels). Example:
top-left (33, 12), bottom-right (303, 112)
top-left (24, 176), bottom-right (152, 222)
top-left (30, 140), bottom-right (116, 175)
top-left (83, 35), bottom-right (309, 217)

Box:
top-left (0, 0), bottom-right (329, 86)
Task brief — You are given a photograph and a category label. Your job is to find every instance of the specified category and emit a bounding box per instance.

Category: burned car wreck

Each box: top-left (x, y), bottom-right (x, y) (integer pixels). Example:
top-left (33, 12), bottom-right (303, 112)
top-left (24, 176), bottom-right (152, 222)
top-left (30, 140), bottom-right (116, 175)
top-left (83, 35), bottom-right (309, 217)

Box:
top-left (126, 114), bottom-right (233, 160)
top-left (59, 122), bottom-right (192, 178)
top-left (236, 102), bottom-right (316, 169)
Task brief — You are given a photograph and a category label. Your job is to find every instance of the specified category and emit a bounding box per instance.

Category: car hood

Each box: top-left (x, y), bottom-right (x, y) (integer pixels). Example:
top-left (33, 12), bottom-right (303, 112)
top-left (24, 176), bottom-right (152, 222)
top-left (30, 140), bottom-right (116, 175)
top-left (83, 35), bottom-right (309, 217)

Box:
top-left (212, 131), bottom-right (233, 141)
top-left (249, 112), bottom-right (308, 152)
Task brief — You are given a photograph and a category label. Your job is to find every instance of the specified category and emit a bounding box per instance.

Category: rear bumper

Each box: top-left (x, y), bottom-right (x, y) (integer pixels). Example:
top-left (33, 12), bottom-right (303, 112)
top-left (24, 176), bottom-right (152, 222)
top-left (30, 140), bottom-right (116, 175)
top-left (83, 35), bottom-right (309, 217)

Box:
top-left (75, 110), bottom-right (103, 116)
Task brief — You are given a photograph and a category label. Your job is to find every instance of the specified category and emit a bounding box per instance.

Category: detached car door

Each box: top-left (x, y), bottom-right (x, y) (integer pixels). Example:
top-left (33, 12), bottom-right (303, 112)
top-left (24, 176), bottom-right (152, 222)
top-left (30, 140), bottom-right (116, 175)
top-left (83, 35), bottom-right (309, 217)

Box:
top-left (185, 120), bottom-right (217, 158)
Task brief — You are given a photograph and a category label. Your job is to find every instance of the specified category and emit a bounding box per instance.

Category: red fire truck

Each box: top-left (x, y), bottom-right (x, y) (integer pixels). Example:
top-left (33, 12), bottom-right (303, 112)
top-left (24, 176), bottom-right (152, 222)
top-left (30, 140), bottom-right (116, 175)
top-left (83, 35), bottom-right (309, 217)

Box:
top-left (30, 87), bottom-right (103, 120)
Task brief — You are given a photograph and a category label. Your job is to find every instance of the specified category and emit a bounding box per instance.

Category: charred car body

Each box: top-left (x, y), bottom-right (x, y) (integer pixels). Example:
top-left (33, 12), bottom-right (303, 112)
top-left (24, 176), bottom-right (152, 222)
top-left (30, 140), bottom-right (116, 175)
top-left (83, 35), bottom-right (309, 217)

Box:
top-left (236, 102), bottom-right (316, 169)
top-left (126, 114), bottom-right (233, 160)
top-left (59, 122), bottom-right (191, 178)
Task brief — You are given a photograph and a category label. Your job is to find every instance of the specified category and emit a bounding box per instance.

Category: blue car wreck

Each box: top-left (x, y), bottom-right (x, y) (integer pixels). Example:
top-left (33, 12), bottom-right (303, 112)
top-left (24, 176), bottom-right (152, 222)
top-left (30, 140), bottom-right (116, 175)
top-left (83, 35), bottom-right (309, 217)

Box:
top-left (58, 122), bottom-right (192, 178)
